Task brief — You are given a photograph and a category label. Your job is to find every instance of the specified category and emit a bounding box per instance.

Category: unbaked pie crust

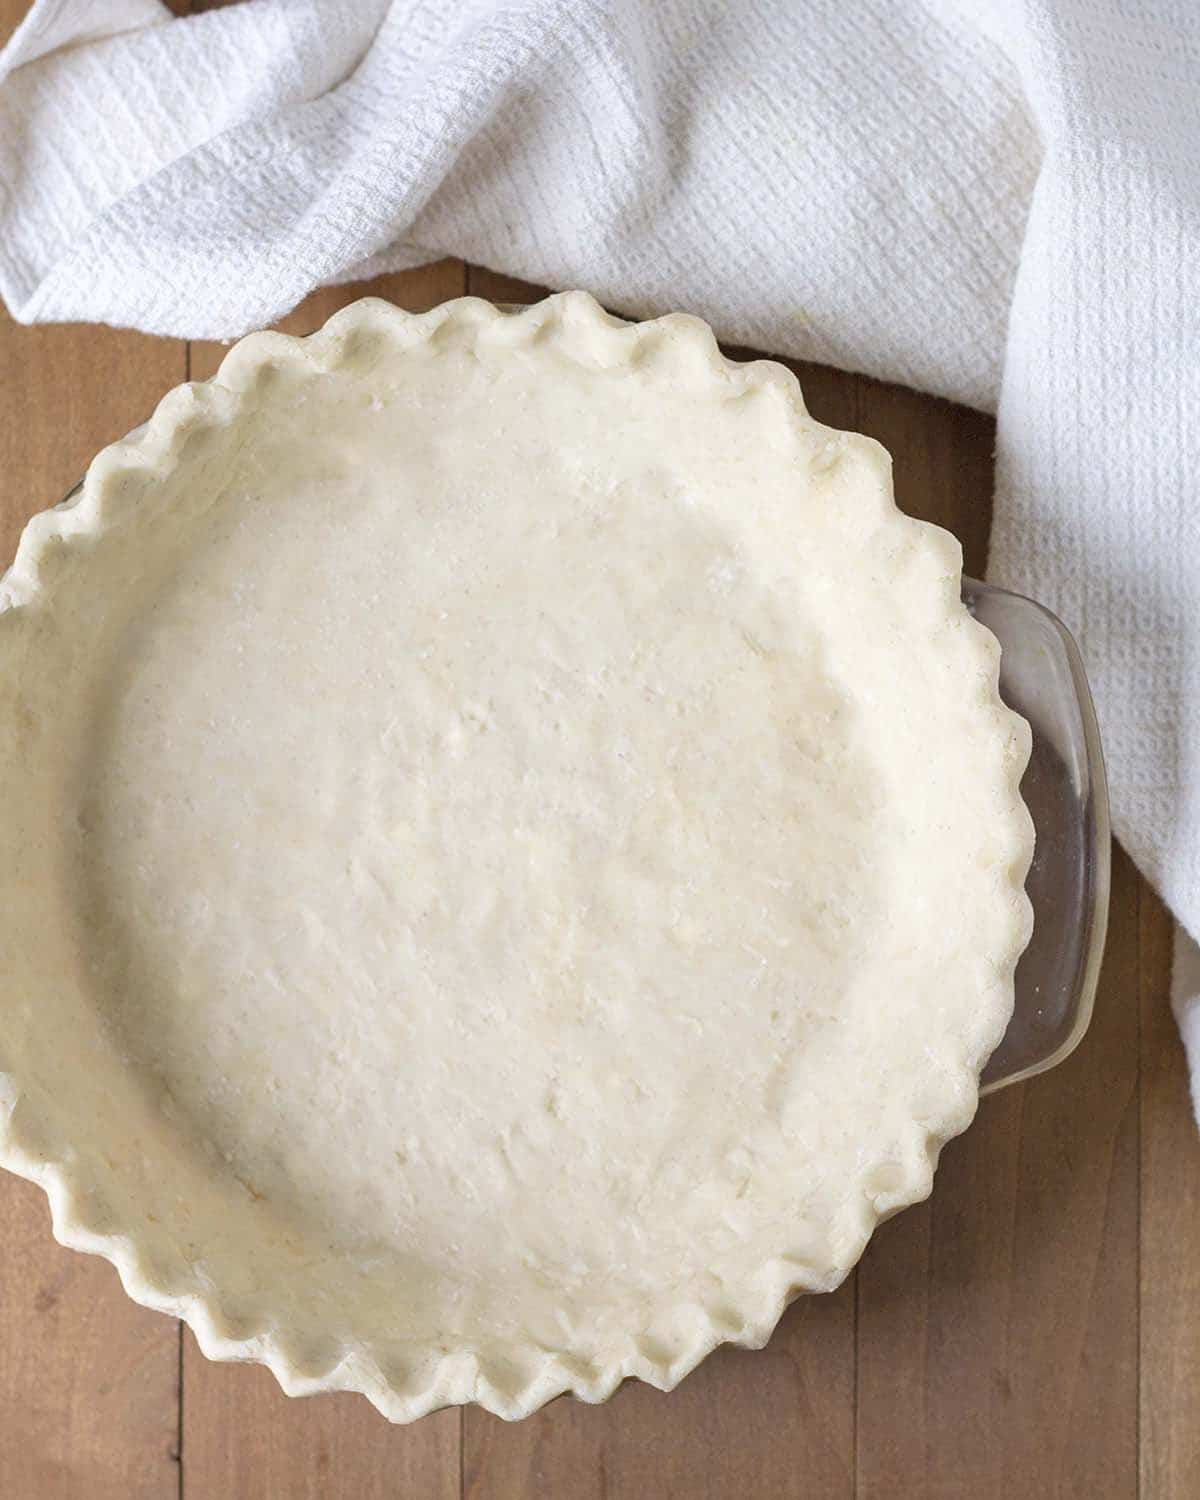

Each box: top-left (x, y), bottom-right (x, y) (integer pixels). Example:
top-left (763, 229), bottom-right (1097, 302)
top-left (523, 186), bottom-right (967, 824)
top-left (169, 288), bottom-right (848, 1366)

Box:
top-left (0, 293), bottom-right (1033, 1420)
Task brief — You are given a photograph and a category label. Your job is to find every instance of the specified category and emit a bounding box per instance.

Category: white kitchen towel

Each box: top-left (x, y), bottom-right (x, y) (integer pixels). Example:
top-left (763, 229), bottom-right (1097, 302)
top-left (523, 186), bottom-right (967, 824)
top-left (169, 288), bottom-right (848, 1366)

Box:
top-left (1, 1), bottom-right (1198, 1093)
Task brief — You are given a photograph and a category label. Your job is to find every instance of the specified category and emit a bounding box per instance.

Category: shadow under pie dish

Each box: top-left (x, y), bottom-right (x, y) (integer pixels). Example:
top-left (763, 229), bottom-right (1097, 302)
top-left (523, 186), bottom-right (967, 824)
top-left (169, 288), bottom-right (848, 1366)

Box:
top-left (0, 292), bottom-right (1034, 1422)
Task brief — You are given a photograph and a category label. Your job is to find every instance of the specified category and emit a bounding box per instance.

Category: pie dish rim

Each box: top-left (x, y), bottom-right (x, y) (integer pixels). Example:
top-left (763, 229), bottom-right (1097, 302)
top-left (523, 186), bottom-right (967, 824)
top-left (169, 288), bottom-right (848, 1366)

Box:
top-left (0, 291), bottom-right (1035, 1421)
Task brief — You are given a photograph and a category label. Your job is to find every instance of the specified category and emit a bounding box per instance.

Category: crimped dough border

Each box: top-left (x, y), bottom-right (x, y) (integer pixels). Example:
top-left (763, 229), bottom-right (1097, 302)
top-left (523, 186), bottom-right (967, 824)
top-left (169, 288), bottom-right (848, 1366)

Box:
top-left (0, 293), bottom-right (1033, 1421)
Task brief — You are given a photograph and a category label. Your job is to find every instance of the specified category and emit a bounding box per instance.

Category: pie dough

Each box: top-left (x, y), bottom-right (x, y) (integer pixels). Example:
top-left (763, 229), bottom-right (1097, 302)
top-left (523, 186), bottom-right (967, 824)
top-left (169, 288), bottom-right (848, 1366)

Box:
top-left (0, 293), bottom-right (1033, 1420)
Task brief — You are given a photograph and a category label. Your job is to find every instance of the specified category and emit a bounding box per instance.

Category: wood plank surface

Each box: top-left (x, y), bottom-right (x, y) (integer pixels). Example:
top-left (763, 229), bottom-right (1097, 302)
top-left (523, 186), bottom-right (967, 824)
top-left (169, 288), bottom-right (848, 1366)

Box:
top-left (464, 1291), bottom-right (855, 1500)
top-left (851, 371), bottom-right (1141, 1500)
top-left (0, 201), bottom-right (1188, 1498)
top-left (1141, 899), bottom-right (1200, 1500)
top-left (857, 847), bottom-right (1140, 1500)
top-left (0, 310), bottom-right (186, 1499)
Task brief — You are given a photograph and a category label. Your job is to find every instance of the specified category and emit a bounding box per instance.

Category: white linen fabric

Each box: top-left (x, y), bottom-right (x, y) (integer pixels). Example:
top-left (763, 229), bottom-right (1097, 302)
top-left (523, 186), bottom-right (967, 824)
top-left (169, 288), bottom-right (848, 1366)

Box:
top-left (1, 0), bottom-right (1198, 1102)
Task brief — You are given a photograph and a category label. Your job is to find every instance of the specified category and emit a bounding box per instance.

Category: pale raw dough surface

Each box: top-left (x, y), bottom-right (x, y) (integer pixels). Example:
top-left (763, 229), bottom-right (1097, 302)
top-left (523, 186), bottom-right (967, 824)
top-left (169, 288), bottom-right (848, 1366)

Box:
top-left (0, 293), bottom-right (1032, 1419)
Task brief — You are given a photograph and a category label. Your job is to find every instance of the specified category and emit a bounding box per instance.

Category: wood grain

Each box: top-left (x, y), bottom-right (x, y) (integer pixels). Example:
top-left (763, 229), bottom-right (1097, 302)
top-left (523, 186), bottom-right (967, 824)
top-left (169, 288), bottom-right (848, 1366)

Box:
top-left (0, 308), bottom-right (185, 1500)
top-left (857, 845), bottom-right (1140, 1500)
top-left (0, 242), bottom-right (1187, 1497)
top-left (178, 1351), bottom-right (461, 1500)
top-left (465, 267), bottom-right (550, 307)
top-left (847, 376), bottom-right (1141, 1500)
top-left (465, 1290), bottom-right (855, 1500)
top-left (1141, 893), bottom-right (1200, 1500)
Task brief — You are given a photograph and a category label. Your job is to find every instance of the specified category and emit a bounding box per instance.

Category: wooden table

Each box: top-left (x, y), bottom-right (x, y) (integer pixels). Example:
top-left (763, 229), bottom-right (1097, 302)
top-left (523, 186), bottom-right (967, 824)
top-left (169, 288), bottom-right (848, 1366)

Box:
top-left (1, 253), bottom-right (1197, 1499)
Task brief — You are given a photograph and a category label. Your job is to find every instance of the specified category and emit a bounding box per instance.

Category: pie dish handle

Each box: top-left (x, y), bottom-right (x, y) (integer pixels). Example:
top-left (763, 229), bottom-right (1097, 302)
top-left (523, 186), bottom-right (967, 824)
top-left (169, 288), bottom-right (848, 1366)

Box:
top-left (963, 578), bottom-right (1111, 1092)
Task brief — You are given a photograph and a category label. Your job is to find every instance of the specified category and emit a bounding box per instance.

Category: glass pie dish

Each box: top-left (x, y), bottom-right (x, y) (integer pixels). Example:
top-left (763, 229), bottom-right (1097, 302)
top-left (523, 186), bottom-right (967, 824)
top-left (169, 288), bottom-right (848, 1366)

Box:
top-left (3, 295), bottom-right (1106, 1424)
top-left (964, 579), bottom-right (1110, 1090)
